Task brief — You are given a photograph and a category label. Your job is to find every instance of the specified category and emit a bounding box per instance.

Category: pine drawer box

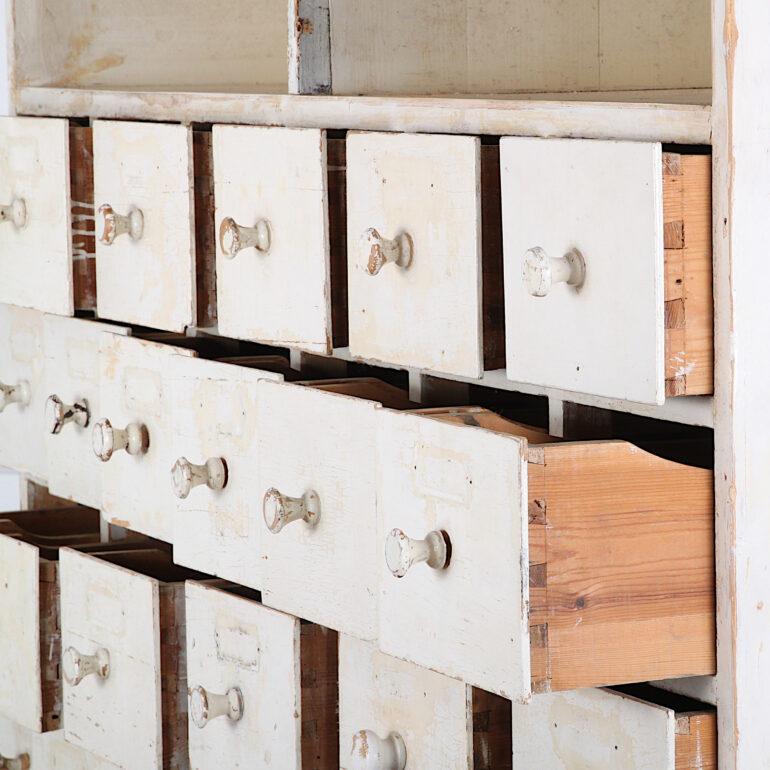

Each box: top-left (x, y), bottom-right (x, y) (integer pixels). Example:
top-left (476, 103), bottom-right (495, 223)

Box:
top-left (376, 406), bottom-right (715, 700)
top-left (185, 581), bottom-right (337, 770)
top-left (0, 117), bottom-right (96, 316)
top-left (213, 125), bottom-right (347, 354)
top-left (501, 138), bottom-right (712, 404)
top-left (60, 548), bottom-right (206, 770)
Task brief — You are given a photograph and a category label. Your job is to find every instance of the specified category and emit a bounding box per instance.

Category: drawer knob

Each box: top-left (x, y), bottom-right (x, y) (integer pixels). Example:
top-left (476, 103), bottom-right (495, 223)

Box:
top-left (0, 380), bottom-right (30, 413)
top-left (350, 730), bottom-right (407, 770)
top-left (45, 395), bottom-right (89, 435)
top-left (219, 217), bottom-right (271, 258)
top-left (263, 487), bottom-right (320, 534)
top-left (171, 457), bottom-right (227, 499)
top-left (0, 754), bottom-right (30, 770)
top-left (385, 528), bottom-right (450, 578)
top-left (0, 198), bottom-right (27, 229)
top-left (523, 246), bottom-right (586, 297)
top-left (98, 203), bottom-right (144, 245)
top-left (92, 418), bottom-right (149, 462)
top-left (189, 685), bottom-right (244, 729)
top-left (63, 646), bottom-right (110, 686)
top-left (364, 228), bottom-right (413, 276)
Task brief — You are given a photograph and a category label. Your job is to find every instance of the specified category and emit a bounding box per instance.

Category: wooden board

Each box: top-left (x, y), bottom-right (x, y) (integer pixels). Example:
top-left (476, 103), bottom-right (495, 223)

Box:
top-left (44, 315), bottom-right (130, 509)
top-left (213, 125), bottom-right (334, 353)
top-left (289, 0), bottom-right (332, 95)
top-left (93, 120), bottom-right (195, 333)
top-left (0, 116), bottom-right (73, 315)
top-left (0, 715), bottom-right (36, 769)
top-left (33, 730), bottom-right (123, 769)
top-left (70, 124), bottom-right (97, 312)
top-left (346, 131), bottom-right (484, 378)
top-left (193, 130), bottom-right (217, 329)
top-left (376, 408), bottom-right (530, 700)
top-left (255, 380), bottom-right (380, 640)
top-left (169, 356), bottom-right (282, 588)
top-left (501, 137), bottom-right (665, 404)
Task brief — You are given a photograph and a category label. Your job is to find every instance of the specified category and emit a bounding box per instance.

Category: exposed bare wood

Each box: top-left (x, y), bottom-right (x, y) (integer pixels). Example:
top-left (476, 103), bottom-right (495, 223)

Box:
top-left (193, 129), bottom-right (216, 328)
top-left (69, 124), bottom-right (96, 311)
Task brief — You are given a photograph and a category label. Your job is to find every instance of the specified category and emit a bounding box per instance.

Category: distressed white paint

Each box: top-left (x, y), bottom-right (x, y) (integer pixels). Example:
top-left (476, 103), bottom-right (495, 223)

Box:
top-left (60, 549), bottom-right (162, 770)
top-left (347, 132), bottom-right (483, 378)
top-left (169, 356), bottom-right (281, 587)
top-left (213, 125), bottom-right (333, 353)
top-left (339, 635), bottom-right (472, 770)
top-left (93, 120), bottom-right (195, 332)
top-left (0, 304), bottom-right (46, 479)
top-left (511, 688), bottom-right (675, 769)
top-left (44, 315), bottom-right (130, 509)
top-left (98, 333), bottom-right (196, 541)
top-left (33, 730), bottom-right (121, 770)
top-left (501, 137), bottom-right (664, 404)
top-left (185, 581), bottom-right (303, 769)
top-left (0, 536), bottom-right (42, 731)
top-left (377, 408), bottom-right (529, 700)
top-left (255, 380), bottom-right (380, 640)
top-left (0, 116), bottom-right (73, 315)
top-left (0, 715), bottom-right (35, 769)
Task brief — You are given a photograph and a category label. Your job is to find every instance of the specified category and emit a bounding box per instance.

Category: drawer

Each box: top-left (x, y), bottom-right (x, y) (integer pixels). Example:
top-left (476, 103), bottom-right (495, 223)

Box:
top-left (96, 333), bottom-right (197, 542)
top-left (0, 715), bottom-right (35, 770)
top-left (511, 686), bottom-right (716, 769)
top-left (34, 730), bottom-right (121, 769)
top-left (60, 548), bottom-right (198, 770)
top-left (346, 132), bottom-right (504, 378)
top-left (185, 581), bottom-right (337, 770)
top-left (93, 121), bottom-right (195, 333)
top-left (214, 126), bottom-right (347, 353)
top-left (378, 406), bottom-right (714, 697)
top-left (169, 356), bottom-right (282, 585)
top-left (0, 304), bottom-right (46, 479)
top-left (44, 316), bottom-right (130, 509)
top-left (500, 138), bottom-right (712, 404)
top-left (255, 380), bottom-right (381, 640)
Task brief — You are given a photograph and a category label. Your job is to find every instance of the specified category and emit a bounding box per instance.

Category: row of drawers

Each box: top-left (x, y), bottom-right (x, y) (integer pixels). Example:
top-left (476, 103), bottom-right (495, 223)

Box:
top-left (0, 517), bottom-right (716, 770)
top-left (0, 306), bottom-right (715, 703)
top-left (0, 117), bottom-right (713, 404)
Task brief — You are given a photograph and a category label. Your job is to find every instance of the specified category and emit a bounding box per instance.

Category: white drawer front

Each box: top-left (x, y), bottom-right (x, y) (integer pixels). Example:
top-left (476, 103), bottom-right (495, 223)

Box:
top-left (346, 132), bottom-right (483, 378)
top-left (339, 635), bottom-right (472, 770)
top-left (377, 409), bottom-right (529, 700)
top-left (0, 117), bottom-right (73, 316)
top-left (214, 125), bottom-right (333, 353)
top-left (60, 549), bottom-right (162, 770)
top-left (185, 582), bottom-right (303, 769)
top-left (0, 537), bottom-right (42, 732)
top-left (256, 381), bottom-right (379, 640)
top-left (0, 304), bottom-right (46, 479)
top-left (0, 715), bottom-right (36, 770)
top-left (44, 316), bottom-right (130, 509)
top-left (170, 357), bottom-right (282, 587)
top-left (34, 730), bottom-right (121, 769)
top-left (98, 333), bottom-right (196, 542)
top-left (93, 121), bottom-right (195, 333)
top-left (511, 688), bottom-right (675, 769)
top-left (501, 137), bottom-right (664, 404)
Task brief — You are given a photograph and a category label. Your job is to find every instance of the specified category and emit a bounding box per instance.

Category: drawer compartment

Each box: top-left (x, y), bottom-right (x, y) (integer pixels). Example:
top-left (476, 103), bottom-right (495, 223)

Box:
top-left (93, 121), bottom-right (195, 333)
top-left (346, 131), bottom-right (504, 378)
top-left (186, 581), bottom-right (337, 770)
top-left (44, 316), bottom-right (130, 509)
top-left (214, 126), bottom-right (347, 353)
top-left (501, 138), bottom-right (712, 404)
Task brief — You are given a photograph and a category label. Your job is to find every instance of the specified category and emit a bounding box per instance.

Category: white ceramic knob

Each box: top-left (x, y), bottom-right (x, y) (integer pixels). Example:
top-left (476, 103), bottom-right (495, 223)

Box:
top-left (385, 528), bottom-right (450, 578)
top-left (0, 380), bottom-right (30, 413)
top-left (171, 457), bottom-right (227, 499)
top-left (0, 198), bottom-right (27, 229)
top-left (263, 487), bottom-right (320, 534)
top-left (0, 753), bottom-right (30, 770)
top-left (189, 686), bottom-right (244, 729)
top-left (523, 246), bottom-right (586, 297)
top-left (63, 646), bottom-right (110, 686)
top-left (363, 228), bottom-right (413, 276)
top-left (219, 217), bottom-right (271, 258)
top-left (98, 203), bottom-right (144, 244)
top-left (45, 394), bottom-right (89, 435)
top-left (349, 730), bottom-right (407, 770)
top-left (92, 418), bottom-right (149, 462)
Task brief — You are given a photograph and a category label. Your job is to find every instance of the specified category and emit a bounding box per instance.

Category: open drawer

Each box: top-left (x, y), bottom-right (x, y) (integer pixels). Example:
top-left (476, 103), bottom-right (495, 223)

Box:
top-left (376, 406), bottom-right (714, 700)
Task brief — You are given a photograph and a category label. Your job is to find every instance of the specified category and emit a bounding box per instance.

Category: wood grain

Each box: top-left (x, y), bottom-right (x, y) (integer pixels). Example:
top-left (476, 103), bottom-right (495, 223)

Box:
top-left (193, 129), bottom-right (217, 329)
top-left (70, 124), bottom-right (96, 312)
top-left (676, 711), bottom-right (717, 769)
top-left (481, 144), bottom-right (505, 370)
top-left (327, 137), bottom-right (348, 347)
top-left (472, 688), bottom-right (512, 770)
